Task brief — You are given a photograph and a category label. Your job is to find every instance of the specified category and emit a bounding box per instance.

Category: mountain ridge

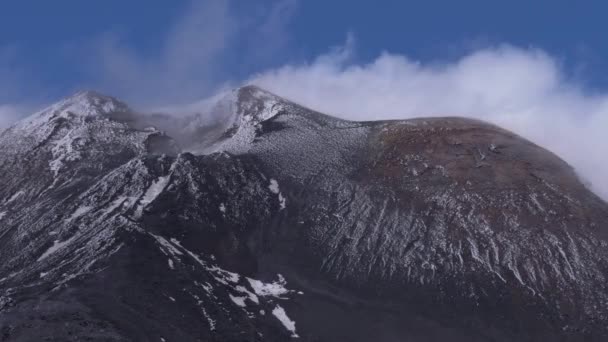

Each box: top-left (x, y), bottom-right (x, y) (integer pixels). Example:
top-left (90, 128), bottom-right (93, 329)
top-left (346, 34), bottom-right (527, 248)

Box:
top-left (1, 85), bottom-right (607, 341)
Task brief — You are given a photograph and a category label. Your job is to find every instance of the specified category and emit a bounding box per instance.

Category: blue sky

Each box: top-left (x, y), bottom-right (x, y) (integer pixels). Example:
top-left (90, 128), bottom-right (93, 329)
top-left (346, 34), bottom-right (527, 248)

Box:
top-left (2, 1), bottom-right (608, 199)
top-left (1, 0), bottom-right (607, 105)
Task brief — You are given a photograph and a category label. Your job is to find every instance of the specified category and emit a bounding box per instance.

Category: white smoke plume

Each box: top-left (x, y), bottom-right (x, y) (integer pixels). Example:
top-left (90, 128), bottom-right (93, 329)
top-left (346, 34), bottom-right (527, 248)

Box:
top-left (251, 41), bottom-right (608, 199)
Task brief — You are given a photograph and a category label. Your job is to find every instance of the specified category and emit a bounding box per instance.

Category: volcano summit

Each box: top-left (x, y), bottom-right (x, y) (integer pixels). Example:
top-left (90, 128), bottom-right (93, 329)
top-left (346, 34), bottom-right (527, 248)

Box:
top-left (0, 86), bottom-right (607, 341)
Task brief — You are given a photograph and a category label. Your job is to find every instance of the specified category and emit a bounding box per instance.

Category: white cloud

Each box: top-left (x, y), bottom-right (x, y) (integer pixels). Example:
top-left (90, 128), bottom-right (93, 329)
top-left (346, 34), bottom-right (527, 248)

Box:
top-left (90, 0), bottom-right (298, 108)
top-left (250, 41), bottom-right (608, 200)
top-left (92, 0), bottom-right (236, 106)
top-left (0, 105), bottom-right (22, 129)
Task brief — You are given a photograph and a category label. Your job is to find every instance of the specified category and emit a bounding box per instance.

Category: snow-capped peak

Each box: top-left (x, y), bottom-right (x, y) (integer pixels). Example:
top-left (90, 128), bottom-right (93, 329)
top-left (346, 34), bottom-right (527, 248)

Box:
top-left (14, 91), bottom-right (130, 132)
top-left (188, 85), bottom-right (291, 154)
top-left (236, 85), bottom-right (286, 124)
top-left (55, 90), bottom-right (130, 117)
top-left (0, 91), bottom-right (153, 177)
top-left (185, 85), bottom-right (286, 130)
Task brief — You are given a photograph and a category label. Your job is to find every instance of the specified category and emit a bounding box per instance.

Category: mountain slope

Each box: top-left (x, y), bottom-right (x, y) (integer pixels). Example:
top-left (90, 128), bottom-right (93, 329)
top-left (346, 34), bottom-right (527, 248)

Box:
top-left (1, 86), bottom-right (607, 341)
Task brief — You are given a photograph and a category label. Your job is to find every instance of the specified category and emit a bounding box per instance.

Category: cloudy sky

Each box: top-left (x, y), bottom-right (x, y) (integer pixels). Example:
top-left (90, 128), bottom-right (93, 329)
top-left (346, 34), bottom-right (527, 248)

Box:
top-left (1, 0), bottom-right (607, 199)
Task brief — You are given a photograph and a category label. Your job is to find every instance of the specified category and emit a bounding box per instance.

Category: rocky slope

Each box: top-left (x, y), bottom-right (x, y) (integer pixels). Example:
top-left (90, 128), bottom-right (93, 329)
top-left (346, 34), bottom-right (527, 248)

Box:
top-left (0, 86), bottom-right (607, 341)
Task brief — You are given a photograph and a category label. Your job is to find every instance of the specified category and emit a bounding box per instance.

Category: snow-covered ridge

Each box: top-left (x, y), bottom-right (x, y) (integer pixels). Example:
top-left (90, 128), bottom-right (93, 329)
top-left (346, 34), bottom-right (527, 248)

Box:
top-left (50, 90), bottom-right (130, 117)
top-left (237, 85), bottom-right (287, 123)
top-left (0, 90), bottom-right (164, 180)
top-left (198, 85), bottom-right (293, 154)
top-left (15, 91), bottom-right (130, 131)
top-left (1, 85), bottom-right (301, 159)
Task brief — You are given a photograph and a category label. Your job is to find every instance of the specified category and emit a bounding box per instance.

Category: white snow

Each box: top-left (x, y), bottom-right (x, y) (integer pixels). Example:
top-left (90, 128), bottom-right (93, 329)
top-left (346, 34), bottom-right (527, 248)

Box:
top-left (269, 179), bottom-right (280, 194)
top-left (529, 193), bottom-right (545, 213)
top-left (5, 190), bottom-right (24, 204)
top-left (170, 238), bottom-right (242, 285)
top-left (168, 296), bottom-right (176, 302)
top-left (170, 238), bottom-right (207, 267)
top-left (171, 236), bottom-right (242, 286)
top-left (67, 205), bottom-right (93, 222)
top-left (223, 270), bottom-right (240, 283)
top-left (151, 234), bottom-right (184, 257)
top-left (268, 179), bottom-right (286, 210)
top-left (168, 259), bottom-right (174, 269)
top-left (102, 196), bottom-right (128, 216)
top-left (229, 295), bottom-right (247, 308)
top-left (134, 176), bottom-right (170, 218)
top-left (235, 285), bottom-right (259, 304)
top-left (272, 305), bottom-right (299, 338)
top-left (37, 236), bottom-right (77, 262)
top-left (247, 274), bottom-right (290, 298)
top-left (57, 91), bottom-right (123, 117)
top-left (201, 306), bottom-right (216, 331)
top-left (190, 291), bottom-right (217, 331)
top-left (219, 203), bottom-right (226, 213)
top-left (203, 89), bottom-right (287, 154)
top-left (241, 86), bottom-right (285, 122)
top-left (49, 129), bottom-right (85, 176)
top-left (0, 211), bottom-right (6, 220)
top-left (142, 176), bottom-right (170, 204)
top-left (154, 234), bottom-right (301, 326)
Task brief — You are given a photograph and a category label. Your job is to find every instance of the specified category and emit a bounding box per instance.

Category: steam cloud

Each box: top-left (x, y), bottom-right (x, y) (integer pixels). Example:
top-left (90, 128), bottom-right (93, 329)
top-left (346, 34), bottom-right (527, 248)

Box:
top-left (0, 0), bottom-right (299, 119)
top-left (0, 105), bottom-right (21, 128)
top-left (91, 0), bottom-right (297, 107)
top-left (251, 41), bottom-right (608, 200)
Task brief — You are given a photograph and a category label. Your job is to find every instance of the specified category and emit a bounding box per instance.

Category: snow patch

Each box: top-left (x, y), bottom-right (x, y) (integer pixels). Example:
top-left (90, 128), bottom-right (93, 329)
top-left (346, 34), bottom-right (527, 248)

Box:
top-left (5, 191), bottom-right (24, 204)
top-left (168, 259), bottom-right (175, 269)
top-left (230, 295), bottom-right (247, 308)
top-left (269, 179), bottom-right (280, 194)
top-left (272, 305), bottom-right (299, 338)
top-left (268, 179), bottom-right (286, 210)
top-left (151, 234), bottom-right (184, 257)
top-left (142, 176), bottom-right (170, 204)
top-left (37, 236), bottom-right (77, 262)
top-left (202, 307), bottom-right (216, 331)
top-left (102, 196), bottom-right (129, 216)
top-left (49, 129), bottom-right (86, 176)
top-left (170, 238), bottom-right (207, 267)
top-left (67, 205), bottom-right (93, 222)
top-left (197, 282), bottom-right (214, 294)
top-left (170, 237), bottom-right (242, 285)
top-left (247, 274), bottom-right (290, 299)
top-left (235, 285), bottom-right (259, 304)
top-left (0, 211), bottom-right (6, 220)
top-left (134, 176), bottom-right (170, 218)
top-left (190, 292), bottom-right (216, 331)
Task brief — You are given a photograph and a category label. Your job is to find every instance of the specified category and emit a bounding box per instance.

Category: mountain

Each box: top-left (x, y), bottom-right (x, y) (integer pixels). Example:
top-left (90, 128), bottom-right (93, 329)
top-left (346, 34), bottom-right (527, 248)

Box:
top-left (1, 86), bottom-right (608, 341)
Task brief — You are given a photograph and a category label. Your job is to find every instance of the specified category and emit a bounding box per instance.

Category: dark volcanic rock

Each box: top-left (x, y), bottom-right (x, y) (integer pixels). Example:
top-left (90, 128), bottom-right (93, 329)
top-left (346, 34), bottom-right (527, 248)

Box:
top-left (1, 86), bottom-right (608, 341)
